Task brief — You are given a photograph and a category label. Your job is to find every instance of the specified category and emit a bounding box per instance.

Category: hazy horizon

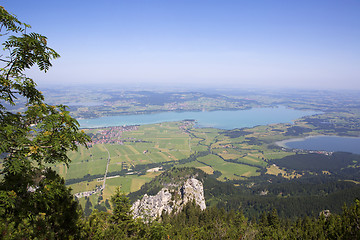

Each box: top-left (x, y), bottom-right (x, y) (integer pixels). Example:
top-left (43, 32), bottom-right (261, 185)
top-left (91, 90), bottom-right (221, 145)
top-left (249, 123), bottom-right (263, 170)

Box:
top-left (3, 1), bottom-right (360, 90)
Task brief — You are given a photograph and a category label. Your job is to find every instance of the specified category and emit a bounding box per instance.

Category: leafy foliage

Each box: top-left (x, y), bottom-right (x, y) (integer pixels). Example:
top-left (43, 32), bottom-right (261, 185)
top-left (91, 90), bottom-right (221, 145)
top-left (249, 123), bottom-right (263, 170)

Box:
top-left (0, 169), bottom-right (82, 239)
top-left (0, 6), bottom-right (89, 239)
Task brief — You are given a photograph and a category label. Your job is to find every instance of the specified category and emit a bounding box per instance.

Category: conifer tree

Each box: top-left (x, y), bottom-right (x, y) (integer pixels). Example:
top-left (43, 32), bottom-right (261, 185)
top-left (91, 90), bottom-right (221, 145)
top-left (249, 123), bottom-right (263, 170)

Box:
top-left (111, 188), bottom-right (133, 223)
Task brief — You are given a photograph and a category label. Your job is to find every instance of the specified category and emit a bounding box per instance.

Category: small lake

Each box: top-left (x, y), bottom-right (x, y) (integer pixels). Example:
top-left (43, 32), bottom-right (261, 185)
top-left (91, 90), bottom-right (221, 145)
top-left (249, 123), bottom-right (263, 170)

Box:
top-left (78, 106), bottom-right (318, 130)
top-left (277, 135), bottom-right (360, 154)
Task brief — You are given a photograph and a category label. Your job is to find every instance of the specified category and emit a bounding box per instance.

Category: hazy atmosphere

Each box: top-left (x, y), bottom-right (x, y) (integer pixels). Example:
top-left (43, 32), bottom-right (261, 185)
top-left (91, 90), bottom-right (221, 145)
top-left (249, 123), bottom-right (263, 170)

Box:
top-left (3, 0), bottom-right (360, 89)
top-left (3, 2), bottom-right (360, 238)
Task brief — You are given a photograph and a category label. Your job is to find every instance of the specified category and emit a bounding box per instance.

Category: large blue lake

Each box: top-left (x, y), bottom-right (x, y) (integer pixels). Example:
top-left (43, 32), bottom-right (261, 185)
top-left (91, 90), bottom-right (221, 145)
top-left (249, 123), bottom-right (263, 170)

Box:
top-left (78, 106), bottom-right (318, 130)
top-left (278, 135), bottom-right (360, 154)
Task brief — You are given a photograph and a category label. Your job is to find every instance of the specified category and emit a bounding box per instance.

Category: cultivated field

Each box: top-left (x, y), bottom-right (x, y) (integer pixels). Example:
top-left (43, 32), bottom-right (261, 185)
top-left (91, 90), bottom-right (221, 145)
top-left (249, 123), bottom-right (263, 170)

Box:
top-left (60, 111), bottom-right (360, 211)
top-left (63, 121), bottom-right (276, 196)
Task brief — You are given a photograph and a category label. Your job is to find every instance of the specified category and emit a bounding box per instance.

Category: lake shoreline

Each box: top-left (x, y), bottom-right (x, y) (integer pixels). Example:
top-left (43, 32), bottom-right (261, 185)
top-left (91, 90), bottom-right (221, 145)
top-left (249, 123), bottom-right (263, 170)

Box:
top-left (77, 106), bottom-right (319, 130)
top-left (276, 135), bottom-right (360, 154)
top-left (275, 135), bottom-right (326, 148)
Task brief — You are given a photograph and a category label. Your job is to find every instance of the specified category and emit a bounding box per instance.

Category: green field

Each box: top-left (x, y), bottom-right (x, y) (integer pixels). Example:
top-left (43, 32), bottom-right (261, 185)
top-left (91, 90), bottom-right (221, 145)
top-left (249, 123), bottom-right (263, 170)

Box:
top-left (61, 120), bottom-right (297, 188)
top-left (60, 110), bottom-right (360, 211)
top-left (197, 154), bottom-right (260, 180)
top-left (63, 121), bottom-right (271, 191)
top-left (62, 122), bottom-right (193, 181)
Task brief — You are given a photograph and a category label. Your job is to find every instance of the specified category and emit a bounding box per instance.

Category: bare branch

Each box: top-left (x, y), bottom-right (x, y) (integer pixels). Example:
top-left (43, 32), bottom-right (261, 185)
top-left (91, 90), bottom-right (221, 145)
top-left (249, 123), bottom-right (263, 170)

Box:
top-left (0, 58), bottom-right (10, 63)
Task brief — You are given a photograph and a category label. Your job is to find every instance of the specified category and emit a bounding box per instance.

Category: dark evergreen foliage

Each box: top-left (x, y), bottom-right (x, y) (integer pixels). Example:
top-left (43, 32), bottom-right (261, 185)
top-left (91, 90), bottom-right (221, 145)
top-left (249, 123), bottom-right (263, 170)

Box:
top-left (220, 129), bottom-right (252, 138)
top-left (81, 191), bottom-right (360, 240)
top-left (284, 126), bottom-right (312, 136)
top-left (272, 152), bottom-right (360, 173)
top-left (2, 6), bottom-right (360, 239)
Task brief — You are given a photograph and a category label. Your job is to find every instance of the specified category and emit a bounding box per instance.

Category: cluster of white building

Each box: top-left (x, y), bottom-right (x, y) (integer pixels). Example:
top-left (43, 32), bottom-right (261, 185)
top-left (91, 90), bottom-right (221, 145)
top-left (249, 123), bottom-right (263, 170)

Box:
top-left (74, 185), bottom-right (103, 199)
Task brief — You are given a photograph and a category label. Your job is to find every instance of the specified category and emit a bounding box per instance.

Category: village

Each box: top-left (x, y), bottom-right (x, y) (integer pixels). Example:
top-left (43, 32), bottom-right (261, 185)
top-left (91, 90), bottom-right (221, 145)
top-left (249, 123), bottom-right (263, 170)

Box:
top-left (86, 125), bottom-right (139, 146)
top-left (280, 147), bottom-right (333, 156)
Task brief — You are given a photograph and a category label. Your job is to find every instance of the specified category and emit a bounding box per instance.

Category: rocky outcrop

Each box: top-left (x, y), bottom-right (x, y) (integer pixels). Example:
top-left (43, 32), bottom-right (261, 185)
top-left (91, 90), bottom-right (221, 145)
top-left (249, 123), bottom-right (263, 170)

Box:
top-left (131, 178), bottom-right (206, 220)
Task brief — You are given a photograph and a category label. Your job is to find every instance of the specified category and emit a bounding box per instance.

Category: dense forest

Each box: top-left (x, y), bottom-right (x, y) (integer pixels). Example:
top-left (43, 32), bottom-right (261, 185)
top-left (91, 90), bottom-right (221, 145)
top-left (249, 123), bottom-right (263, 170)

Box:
top-left (128, 167), bottom-right (360, 220)
top-left (1, 6), bottom-right (360, 239)
top-left (68, 195), bottom-right (360, 239)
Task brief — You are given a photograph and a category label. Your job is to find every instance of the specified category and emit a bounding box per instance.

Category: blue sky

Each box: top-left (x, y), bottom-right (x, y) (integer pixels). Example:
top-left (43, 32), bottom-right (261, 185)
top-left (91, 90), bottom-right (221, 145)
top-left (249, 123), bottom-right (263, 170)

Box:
top-left (2, 0), bottom-right (360, 90)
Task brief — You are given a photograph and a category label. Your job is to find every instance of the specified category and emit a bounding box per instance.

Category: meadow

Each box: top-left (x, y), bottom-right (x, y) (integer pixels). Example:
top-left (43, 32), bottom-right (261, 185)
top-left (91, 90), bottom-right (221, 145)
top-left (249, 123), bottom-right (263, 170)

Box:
top-left (63, 120), bottom-right (296, 199)
top-left (61, 111), bottom-right (360, 212)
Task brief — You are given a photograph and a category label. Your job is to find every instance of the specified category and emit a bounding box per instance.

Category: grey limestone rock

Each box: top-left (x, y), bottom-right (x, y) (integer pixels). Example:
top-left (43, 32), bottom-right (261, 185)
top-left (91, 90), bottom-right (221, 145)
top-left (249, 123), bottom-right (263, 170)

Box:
top-left (131, 178), bottom-right (206, 220)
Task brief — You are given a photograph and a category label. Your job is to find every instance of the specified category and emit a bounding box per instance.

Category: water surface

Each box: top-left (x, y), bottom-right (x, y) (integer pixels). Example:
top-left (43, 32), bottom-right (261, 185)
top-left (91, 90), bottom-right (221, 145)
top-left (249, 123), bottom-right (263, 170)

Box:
top-left (278, 135), bottom-right (360, 154)
top-left (78, 106), bottom-right (318, 130)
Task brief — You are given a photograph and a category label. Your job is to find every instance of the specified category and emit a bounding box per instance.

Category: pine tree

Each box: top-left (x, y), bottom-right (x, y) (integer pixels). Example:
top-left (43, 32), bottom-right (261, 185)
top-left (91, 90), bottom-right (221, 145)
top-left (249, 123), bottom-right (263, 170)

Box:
top-left (110, 187), bottom-right (137, 237)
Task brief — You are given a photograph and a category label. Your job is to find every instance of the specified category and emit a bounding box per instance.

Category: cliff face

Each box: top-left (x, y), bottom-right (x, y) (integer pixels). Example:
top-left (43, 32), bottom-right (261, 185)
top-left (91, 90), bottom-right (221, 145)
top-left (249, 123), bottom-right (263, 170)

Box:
top-left (131, 178), bottom-right (206, 220)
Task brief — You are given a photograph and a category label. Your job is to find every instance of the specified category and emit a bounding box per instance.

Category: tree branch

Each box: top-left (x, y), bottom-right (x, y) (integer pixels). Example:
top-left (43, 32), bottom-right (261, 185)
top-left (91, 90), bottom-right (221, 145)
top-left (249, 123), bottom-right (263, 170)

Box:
top-left (0, 58), bottom-right (10, 63)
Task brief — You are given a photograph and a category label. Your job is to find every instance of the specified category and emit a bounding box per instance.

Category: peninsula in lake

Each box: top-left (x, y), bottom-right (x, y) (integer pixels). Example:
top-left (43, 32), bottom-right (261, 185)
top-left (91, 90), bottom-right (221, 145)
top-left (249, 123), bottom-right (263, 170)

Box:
top-left (33, 86), bottom-right (360, 220)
